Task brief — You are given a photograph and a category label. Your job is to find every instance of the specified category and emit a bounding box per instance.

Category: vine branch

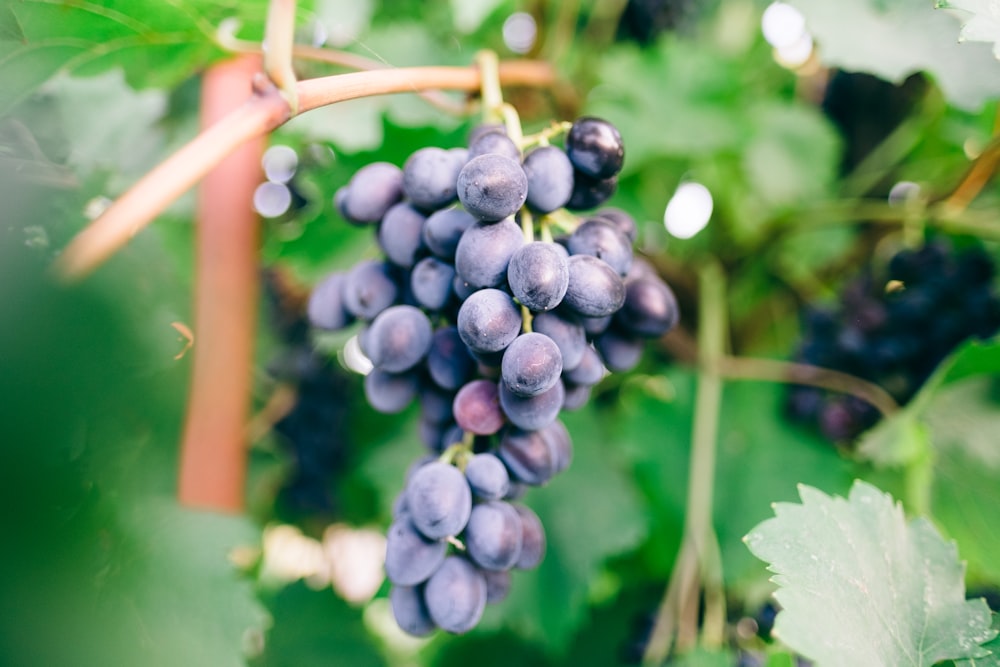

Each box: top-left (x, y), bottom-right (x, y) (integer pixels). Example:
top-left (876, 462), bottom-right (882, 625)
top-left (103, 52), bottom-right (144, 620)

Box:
top-left (52, 59), bottom-right (555, 282)
top-left (718, 356), bottom-right (900, 417)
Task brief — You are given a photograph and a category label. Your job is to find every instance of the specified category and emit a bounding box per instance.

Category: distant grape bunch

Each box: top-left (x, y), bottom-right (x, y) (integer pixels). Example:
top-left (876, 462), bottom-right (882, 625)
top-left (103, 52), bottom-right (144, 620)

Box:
top-left (786, 241), bottom-right (1000, 441)
top-left (308, 116), bottom-right (679, 634)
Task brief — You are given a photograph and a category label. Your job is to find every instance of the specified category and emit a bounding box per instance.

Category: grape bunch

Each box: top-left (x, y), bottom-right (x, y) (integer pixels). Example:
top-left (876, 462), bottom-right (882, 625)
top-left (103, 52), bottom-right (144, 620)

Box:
top-left (308, 116), bottom-right (679, 634)
top-left (786, 241), bottom-right (1000, 442)
top-left (262, 270), bottom-right (354, 518)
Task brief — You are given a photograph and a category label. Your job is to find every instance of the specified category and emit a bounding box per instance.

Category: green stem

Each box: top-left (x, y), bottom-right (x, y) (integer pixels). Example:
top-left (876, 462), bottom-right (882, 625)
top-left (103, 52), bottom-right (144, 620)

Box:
top-left (642, 260), bottom-right (729, 664)
top-left (904, 440), bottom-right (934, 517)
top-left (476, 50), bottom-right (503, 123)
top-left (439, 431), bottom-right (475, 470)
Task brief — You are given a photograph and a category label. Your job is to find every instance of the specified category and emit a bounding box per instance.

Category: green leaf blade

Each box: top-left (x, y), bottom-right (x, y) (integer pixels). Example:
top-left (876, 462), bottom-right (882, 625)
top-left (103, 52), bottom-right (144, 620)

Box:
top-left (745, 481), bottom-right (996, 666)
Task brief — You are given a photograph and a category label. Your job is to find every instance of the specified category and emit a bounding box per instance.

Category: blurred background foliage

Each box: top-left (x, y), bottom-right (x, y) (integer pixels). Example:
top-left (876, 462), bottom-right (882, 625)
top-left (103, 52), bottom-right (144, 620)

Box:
top-left (1, 0), bottom-right (999, 665)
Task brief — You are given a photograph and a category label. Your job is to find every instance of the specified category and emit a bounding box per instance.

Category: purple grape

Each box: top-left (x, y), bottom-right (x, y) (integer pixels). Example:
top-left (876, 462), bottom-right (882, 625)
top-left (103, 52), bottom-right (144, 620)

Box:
top-left (342, 162), bottom-right (404, 223)
top-left (499, 380), bottom-right (565, 431)
top-left (497, 426), bottom-right (556, 485)
top-left (531, 310), bottom-right (587, 370)
top-left (464, 501), bottom-right (524, 571)
top-left (595, 328), bottom-right (643, 372)
top-left (483, 569), bottom-right (512, 604)
top-left (616, 275), bottom-right (680, 337)
top-left (501, 332), bottom-right (563, 397)
top-left (507, 242), bottom-right (570, 312)
top-left (424, 556), bottom-right (488, 634)
top-left (403, 146), bottom-right (465, 210)
top-left (455, 218), bottom-right (525, 289)
top-left (457, 288), bottom-right (522, 354)
top-left (411, 256), bottom-right (456, 312)
top-left (467, 130), bottom-right (521, 161)
top-left (453, 379), bottom-right (505, 435)
top-left (566, 171), bottom-right (618, 211)
top-left (566, 117), bottom-right (625, 179)
top-left (563, 255), bottom-right (627, 317)
top-left (568, 218), bottom-right (633, 276)
top-left (427, 326), bottom-right (476, 391)
top-left (378, 203), bottom-right (426, 269)
top-left (464, 452), bottom-right (511, 501)
top-left (522, 145), bottom-right (574, 213)
top-left (406, 461), bottom-right (473, 539)
top-left (307, 271), bottom-right (353, 331)
top-left (423, 208), bottom-right (476, 260)
top-left (391, 585), bottom-right (437, 636)
top-left (562, 345), bottom-right (605, 386)
top-left (590, 207), bottom-right (638, 242)
top-left (364, 369), bottom-right (419, 414)
top-left (457, 154), bottom-right (528, 222)
top-left (342, 260), bottom-right (399, 320)
top-left (365, 305), bottom-right (433, 373)
top-left (513, 504), bottom-right (546, 569)
top-left (385, 518), bottom-right (448, 586)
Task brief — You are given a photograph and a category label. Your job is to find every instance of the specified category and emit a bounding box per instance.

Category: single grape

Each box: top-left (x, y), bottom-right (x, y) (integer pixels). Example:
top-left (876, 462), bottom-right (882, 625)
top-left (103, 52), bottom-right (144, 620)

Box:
top-left (423, 208), bottom-right (476, 260)
top-left (544, 419), bottom-right (573, 474)
top-left (385, 518), bottom-right (448, 586)
top-left (563, 255), bottom-right (627, 318)
top-left (378, 203), bottom-right (426, 269)
top-left (457, 288), bottom-right (522, 354)
top-left (531, 310), bottom-right (587, 370)
top-left (364, 369), bottom-right (420, 414)
top-left (464, 452), bottom-right (511, 501)
top-left (453, 379), bottom-right (505, 436)
top-left (420, 383), bottom-right (457, 424)
top-left (501, 332), bottom-right (563, 397)
top-left (464, 501), bottom-right (524, 571)
top-left (391, 585), bottom-right (437, 636)
top-left (499, 380), bottom-right (565, 431)
top-left (497, 426), bottom-right (556, 485)
top-left (595, 328), bottom-right (644, 372)
top-left (507, 242), bottom-right (570, 312)
top-left (455, 219), bottom-right (525, 289)
top-left (468, 123), bottom-right (506, 145)
top-left (467, 129), bottom-right (521, 161)
top-left (566, 171), bottom-right (618, 211)
top-left (522, 145), bottom-right (574, 213)
top-left (307, 271), bottom-right (354, 331)
top-left (342, 260), bottom-right (399, 320)
top-left (406, 461), bottom-right (473, 539)
top-left (483, 569), bottom-right (512, 604)
top-left (411, 256), bottom-right (456, 312)
top-left (457, 155), bottom-right (528, 222)
top-left (562, 382), bottom-right (591, 411)
top-left (418, 417), bottom-right (449, 453)
top-left (568, 218), bottom-right (633, 276)
top-left (427, 326), bottom-right (476, 391)
top-left (365, 305), bottom-right (433, 373)
top-left (562, 345), bottom-right (605, 386)
top-left (424, 556), bottom-right (488, 634)
top-left (403, 147), bottom-right (465, 210)
top-left (513, 504), bottom-right (546, 569)
top-left (590, 207), bottom-right (638, 243)
top-left (343, 162), bottom-right (404, 223)
top-left (566, 117), bottom-right (625, 179)
top-left (616, 276), bottom-right (680, 337)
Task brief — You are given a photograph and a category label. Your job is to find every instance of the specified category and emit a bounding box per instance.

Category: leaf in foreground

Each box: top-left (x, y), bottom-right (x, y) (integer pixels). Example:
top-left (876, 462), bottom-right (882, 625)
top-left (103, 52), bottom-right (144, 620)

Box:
top-left (744, 481), bottom-right (996, 666)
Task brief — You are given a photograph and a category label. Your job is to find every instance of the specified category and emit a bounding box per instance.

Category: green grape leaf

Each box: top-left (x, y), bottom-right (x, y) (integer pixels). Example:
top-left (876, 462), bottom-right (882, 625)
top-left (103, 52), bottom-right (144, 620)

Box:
top-left (858, 338), bottom-right (1000, 466)
top-left (954, 615), bottom-right (1000, 666)
top-left (0, 0), bottom-right (278, 115)
top-left (939, 0), bottom-right (1000, 58)
top-left (789, 0), bottom-right (1000, 110)
top-left (745, 481), bottom-right (997, 666)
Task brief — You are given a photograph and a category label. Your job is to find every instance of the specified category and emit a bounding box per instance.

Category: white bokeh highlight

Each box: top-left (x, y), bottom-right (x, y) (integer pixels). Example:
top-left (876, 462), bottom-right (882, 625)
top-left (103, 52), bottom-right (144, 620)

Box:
top-left (664, 182), bottom-right (714, 239)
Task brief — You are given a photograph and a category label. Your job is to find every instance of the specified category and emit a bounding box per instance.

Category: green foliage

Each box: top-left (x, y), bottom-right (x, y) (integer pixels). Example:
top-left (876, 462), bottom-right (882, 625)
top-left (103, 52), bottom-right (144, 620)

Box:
top-left (6, 0), bottom-right (1000, 665)
top-left (745, 481), bottom-right (997, 666)
top-left (789, 0), bottom-right (1000, 110)
top-left (939, 0), bottom-right (1000, 59)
